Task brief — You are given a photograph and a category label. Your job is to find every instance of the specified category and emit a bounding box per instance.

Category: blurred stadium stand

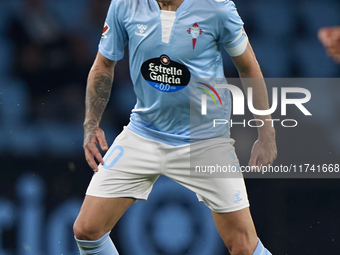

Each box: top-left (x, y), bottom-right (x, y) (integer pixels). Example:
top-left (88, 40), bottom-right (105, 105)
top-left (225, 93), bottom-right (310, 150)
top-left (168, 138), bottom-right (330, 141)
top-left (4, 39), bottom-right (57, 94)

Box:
top-left (0, 0), bottom-right (340, 254)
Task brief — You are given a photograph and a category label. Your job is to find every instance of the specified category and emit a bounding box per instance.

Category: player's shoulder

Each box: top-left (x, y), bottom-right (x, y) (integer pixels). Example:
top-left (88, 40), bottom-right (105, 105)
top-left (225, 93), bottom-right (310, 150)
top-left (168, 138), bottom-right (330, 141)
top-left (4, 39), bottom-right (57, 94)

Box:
top-left (198, 0), bottom-right (237, 16)
top-left (108, 0), bottom-right (140, 16)
top-left (110, 0), bottom-right (142, 8)
top-left (110, 0), bottom-right (128, 7)
top-left (200, 0), bottom-right (236, 9)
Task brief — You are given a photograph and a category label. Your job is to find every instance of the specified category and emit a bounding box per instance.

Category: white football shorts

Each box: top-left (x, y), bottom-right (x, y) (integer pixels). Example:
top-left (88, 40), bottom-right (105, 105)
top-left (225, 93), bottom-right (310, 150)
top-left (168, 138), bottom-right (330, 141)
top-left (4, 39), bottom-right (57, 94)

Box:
top-left (86, 127), bottom-right (250, 213)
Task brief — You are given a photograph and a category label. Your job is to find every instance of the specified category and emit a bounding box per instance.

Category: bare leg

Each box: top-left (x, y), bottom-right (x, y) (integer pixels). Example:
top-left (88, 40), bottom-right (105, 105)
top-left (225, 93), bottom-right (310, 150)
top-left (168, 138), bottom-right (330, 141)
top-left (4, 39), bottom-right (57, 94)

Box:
top-left (73, 195), bottom-right (136, 240)
top-left (212, 207), bottom-right (258, 255)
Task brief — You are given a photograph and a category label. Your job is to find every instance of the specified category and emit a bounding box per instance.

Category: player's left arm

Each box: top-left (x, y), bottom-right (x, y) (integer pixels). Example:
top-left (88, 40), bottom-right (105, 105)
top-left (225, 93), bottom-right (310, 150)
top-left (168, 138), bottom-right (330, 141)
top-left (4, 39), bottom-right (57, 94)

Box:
top-left (231, 42), bottom-right (277, 168)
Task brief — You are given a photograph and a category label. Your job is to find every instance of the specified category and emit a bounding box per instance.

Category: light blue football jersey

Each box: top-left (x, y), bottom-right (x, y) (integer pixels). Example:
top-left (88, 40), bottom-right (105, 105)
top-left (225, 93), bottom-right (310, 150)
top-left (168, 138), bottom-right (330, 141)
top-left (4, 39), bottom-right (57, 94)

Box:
top-left (99, 0), bottom-right (247, 146)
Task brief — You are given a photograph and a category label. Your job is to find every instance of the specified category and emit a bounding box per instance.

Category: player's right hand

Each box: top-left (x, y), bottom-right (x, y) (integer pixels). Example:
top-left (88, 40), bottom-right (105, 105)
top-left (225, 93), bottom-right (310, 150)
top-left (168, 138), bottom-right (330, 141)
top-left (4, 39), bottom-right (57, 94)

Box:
top-left (83, 125), bottom-right (108, 172)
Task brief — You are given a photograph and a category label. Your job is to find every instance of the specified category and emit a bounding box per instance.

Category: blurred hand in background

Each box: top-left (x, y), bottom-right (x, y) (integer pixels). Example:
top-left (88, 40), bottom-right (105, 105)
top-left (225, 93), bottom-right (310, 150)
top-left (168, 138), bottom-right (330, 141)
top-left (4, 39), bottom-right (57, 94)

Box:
top-left (318, 26), bottom-right (340, 63)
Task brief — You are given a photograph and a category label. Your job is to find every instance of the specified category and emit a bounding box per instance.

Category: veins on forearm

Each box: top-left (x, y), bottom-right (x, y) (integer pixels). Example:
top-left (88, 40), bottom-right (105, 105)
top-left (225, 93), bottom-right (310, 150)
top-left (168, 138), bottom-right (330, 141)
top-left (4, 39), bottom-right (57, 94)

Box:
top-left (84, 72), bottom-right (113, 129)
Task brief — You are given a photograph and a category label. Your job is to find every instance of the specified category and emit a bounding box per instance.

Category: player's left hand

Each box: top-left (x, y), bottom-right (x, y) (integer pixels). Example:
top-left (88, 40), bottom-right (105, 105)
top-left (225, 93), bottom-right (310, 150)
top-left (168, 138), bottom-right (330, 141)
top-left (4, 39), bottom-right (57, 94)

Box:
top-left (248, 135), bottom-right (277, 171)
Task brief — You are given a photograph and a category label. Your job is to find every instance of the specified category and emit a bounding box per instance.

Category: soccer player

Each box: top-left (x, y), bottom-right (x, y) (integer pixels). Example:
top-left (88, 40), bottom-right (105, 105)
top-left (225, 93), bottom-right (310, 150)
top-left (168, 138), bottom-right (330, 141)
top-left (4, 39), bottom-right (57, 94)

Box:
top-left (73, 0), bottom-right (277, 254)
top-left (318, 26), bottom-right (340, 63)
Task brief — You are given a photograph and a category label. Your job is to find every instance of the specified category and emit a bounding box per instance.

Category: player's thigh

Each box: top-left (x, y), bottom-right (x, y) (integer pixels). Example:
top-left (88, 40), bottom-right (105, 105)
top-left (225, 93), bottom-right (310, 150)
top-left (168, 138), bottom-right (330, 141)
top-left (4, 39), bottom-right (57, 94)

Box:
top-left (211, 207), bottom-right (258, 250)
top-left (73, 195), bottom-right (135, 240)
top-left (86, 127), bottom-right (161, 200)
top-left (166, 138), bottom-right (250, 212)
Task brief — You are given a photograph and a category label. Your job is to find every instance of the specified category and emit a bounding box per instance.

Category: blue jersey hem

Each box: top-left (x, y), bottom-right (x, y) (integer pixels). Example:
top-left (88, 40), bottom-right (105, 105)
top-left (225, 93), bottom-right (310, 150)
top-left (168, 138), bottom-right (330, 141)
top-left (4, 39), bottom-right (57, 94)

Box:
top-left (127, 122), bottom-right (190, 146)
top-left (98, 46), bottom-right (124, 61)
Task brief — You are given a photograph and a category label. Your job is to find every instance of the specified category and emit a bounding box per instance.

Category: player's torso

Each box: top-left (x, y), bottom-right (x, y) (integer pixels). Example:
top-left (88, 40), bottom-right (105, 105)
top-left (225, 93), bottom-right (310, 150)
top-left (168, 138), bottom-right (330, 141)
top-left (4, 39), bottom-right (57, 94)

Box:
top-left (120, 0), bottom-right (224, 84)
top-left (114, 0), bottom-right (232, 144)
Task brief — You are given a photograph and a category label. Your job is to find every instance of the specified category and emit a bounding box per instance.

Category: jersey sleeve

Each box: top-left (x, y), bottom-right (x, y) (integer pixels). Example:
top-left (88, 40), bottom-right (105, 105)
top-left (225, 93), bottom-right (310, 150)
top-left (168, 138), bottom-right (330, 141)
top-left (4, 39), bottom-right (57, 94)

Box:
top-left (218, 1), bottom-right (248, 57)
top-left (98, 0), bottom-right (128, 61)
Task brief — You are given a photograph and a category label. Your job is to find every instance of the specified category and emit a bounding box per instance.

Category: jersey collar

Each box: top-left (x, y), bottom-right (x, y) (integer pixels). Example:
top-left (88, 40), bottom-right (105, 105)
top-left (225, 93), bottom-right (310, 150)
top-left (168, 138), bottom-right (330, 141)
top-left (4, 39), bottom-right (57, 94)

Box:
top-left (151, 0), bottom-right (193, 16)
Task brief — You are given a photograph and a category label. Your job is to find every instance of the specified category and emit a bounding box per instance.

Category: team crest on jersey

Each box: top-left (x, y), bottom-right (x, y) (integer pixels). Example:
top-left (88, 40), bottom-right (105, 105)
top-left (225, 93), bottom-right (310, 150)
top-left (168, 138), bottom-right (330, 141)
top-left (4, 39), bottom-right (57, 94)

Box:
top-left (102, 22), bottom-right (110, 38)
top-left (141, 55), bottom-right (190, 92)
top-left (187, 23), bottom-right (203, 50)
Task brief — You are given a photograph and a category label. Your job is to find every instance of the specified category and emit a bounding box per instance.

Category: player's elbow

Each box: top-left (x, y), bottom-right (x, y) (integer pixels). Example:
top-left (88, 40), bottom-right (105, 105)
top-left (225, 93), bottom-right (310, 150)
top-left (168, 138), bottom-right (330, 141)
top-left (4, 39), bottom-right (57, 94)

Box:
top-left (237, 61), bottom-right (263, 78)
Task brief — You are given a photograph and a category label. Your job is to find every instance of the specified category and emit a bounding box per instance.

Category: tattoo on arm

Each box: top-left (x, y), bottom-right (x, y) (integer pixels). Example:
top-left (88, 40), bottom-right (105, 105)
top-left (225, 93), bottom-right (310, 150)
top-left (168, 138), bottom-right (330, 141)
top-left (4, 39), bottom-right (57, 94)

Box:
top-left (84, 72), bottom-right (113, 141)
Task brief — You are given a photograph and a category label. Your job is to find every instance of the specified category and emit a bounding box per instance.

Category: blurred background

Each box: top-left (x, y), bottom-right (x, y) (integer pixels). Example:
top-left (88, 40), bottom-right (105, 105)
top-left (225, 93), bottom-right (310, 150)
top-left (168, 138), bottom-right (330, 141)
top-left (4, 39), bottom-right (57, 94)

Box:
top-left (0, 0), bottom-right (339, 254)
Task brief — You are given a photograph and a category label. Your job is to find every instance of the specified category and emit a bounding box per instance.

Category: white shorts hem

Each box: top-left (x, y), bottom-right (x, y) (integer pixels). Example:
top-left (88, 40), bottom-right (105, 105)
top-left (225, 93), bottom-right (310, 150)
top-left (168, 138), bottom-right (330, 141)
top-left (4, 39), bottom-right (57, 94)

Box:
top-left (206, 202), bottom-right (250, 213)
top-left (85, 191), bottom-right (149, 201)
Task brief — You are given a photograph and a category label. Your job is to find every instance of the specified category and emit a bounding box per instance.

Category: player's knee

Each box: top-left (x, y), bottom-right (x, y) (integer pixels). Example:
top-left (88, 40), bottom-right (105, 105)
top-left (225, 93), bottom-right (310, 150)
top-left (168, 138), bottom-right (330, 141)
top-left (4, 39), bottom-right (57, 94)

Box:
top-left (73, 219), bottom-right (104, 241)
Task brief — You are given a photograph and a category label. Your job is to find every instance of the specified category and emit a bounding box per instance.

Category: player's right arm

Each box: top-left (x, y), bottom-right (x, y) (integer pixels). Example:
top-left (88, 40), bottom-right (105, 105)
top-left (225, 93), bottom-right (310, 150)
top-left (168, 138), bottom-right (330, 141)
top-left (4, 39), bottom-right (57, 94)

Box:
top-left (83, 52), bottom-right (117, 172)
